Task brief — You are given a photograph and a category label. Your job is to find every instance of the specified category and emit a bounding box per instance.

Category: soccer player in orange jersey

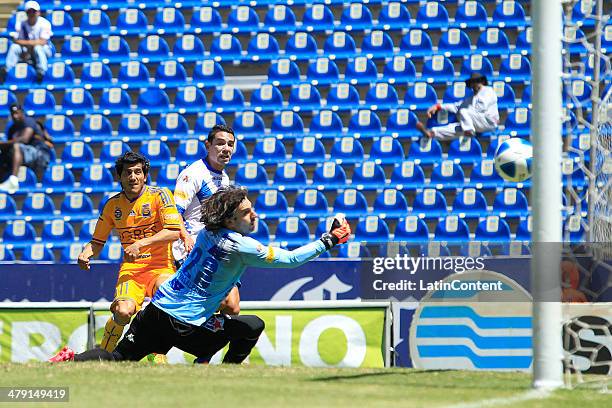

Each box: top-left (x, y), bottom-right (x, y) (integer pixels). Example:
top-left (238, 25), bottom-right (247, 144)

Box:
top-left (77, 151), bottom-right (190, 352)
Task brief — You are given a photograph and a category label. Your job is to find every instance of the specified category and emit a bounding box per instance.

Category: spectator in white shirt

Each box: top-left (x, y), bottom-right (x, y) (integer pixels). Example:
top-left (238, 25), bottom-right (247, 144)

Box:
top-left (416, 73), bottom-right (499, 140)
top-left (0, 1), bottom-right (53, 83)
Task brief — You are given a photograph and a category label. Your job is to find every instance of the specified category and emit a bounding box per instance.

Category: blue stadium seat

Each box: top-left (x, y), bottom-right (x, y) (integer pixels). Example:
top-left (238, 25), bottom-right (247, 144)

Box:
top-left (100, 88), bottom-right (131, 115)
top-left (156, 163), bottom-right (181, 189)
top-left (394, 216), bottom-right (430, 243)
top-left (492, 188), bottom-right (529, 218)
top-left (292, 137), bottom-right (326, 164)
top-left (422, 55), bottom-right (456, 83)
top-left (400, 29), bottom-right (434, 57)
top-left (211, 86), bottom-right (245, 112)
top-left (194, 113), bottom-right (226, 135)
top-left (452, 188), bottom-right (489, 219)
top-left (157, 113), bottom-right (189, 138)
top-left (268, 58), bottom-right (301, 85)
top-left (515, 27), bottom-right (532, 54)
top-left (175, 140), bottom-right (206, 166)
top-left (117, 61), bottom-right (151, 88)
top-left (100, 243), bottom-right (124, 262)
top-left (337, 242), bottom-right (372, 259)
top-left (571, 0), bottom-right (596, 28)
top-left (116, 9), bottom-right (148, 35)
top-left (361, 30), bottom-right (394, 56)
top-left (384, 56), bottom-right (417, 85)
top-left (273, 162), bottom-right (308, 189)
top-left (584, 55), bottom-right (608, 80)
top-left (61, 142), bottom-right (95, 168)
top-left (355, 216), bottom-right (390, 244)
top-left (438, 29), bottom-right (472, 57)
top-left (192, 60), bottom-right (225, 87)
top-left (333, 189), bottom-right (368, 217)
top-left (418, 241), bottom-right (452, 257)
top-left (153, 7), bottom-right (185, 34)
top-left (5, 63), bottom-right (36, 86)
top-left (504, 108), bottom-right (531, 137)
top-left (0, 245), bottom-right (16, 261)
top-left (230, 141), bottom-right (248, 166)
top-left (492, 0), bottom-right (528, 28)
top-left (228, 6), bottom-right (260, 31)
top-left (493, 81), bottom-right (517, 110)
top-left (373, 189), bottom-right (409, 219)
top-left (352, 161), bottom-right (386, 190)
top-left (340, 3), bottom-right (373, 29)
top-left (264, 5), bottom-right (297, 30)
top-left (405, 82), bottom-right (437, 110)
top-left (16, 166), bottom-right (38, 193)
top-left (44, 62), bottom-right (76, 87)
top-left (563, 79), bottom-right (593, 107)
top-left (475, 216), bottom-right (512, 243)
top-left (601, 25), bottom-right (612, 53)
top-left (476, 28), bottom-right (511, 56)
top-left (235, 163), bottom-right (269, 189)
top-left (386, 109), bottom-right (420, 138)
top-left (312, 162), bottom-right (348, 189)
top-left (250, 219), bottom-right (270, 244)
top-left (190, 7), bottom-right (222, 33)
top-left (77, 219), bottom-right (96, 243)
top-left (430, 161), bottom-right (466, 189)
top-left (379, 2), bottom-right (411, 28)
top-left (42, 219), bottom-right (76, 246)
top-left (98, 36), bottom-right (130, 63)
top-left (563, 215), bottom-right (586, 242)
top-left (345, 56), bottom-right (378, 84)
top-left (285, 32), bottom-right (317, 60)
top-left (499, 54), bottom-right (531, 82)
top-left (0, 90), bottom-right (17, 114)
top-left (45, 115), bottom-right (75, 142)
top-left (323, 32), bottom-right (357, 58)
top-left (413, 189), bottom-right (448, 218)
top-left (23, 89), bottom-right (55, 115)
top-left (348, 110), bottom-right (382, 137)
top-left (80, 165), bottom-right (116, 191)
top-left (326, 83), bottom-right (360, 110)
top-left (370, 136), bottom-right (404, 164)
top-left (416, 1), bottom-right (450, 29)
top-left (137, 88), bottom-right (170, 114)
top-left (80, 114), bottom-right (113, 142)
top-left (80, 9), bottom-right (111, 36)
top-left (442, 81), bottom-right (472, 106)
top-left (60, 36), bottom-right (93, 63)
top-left (62, 88), bottom-right (94, 116)
top-left (175, 86), bottom-right (207, 114)
top-left (3, 220), bottom-right (37, 248)
top-left (288, 84), bottom-right (322, 111)
top-left (173, 35), bottom-right (205, 62)
top-left (434, 216), bottom-right (471, 243)
top-left (407, 137), bottom-right (443, 164)
top-left (41, 165), bottom-right (75, 193)
top-left (275, 217), bottom-right (311, 248)
top-left (140, 140), bottom-right (172, 168)
top-left (22, 244), bottom-right (55, 262)
top-left (210, 34), bottom-right (243, 59)
top-left (562, 159), bottom-right (588, 189)
top-left (330, 137), bottom-right (365, 164)
top-left (454, 1), bottom-right (488, 29)
top-left (22, 193), bottom-right (55, 220)
top-left (99, 141), bottom-right (131, 166)
top-left (365, 82), bottom-right (399, 110)
top-left (255, 190), bottom-right (289, 219)
top-left (294, 189), bottom-right (329, 218)
top-left (460, 54), bottom-right (495, 80)
top-left (155, 61), bottom-right (188, 88)
top-left (302, 4), bottom-right (335, 31)
top-left (390, 161), bottom-right (426, 189)
top-left (61, 243), bottom-right (83, 263)
top-left (252, 137), bottom-right (287, 164)
top-left (306, 57), bottom-right (340, 85)
top-left (0, 193), bottom-right (17, 221)
top-left (233, 111), bottom-right (266, 136)
top-left (447, 137), bottom-right (483, 163)
top-left (247, 33), bottom-right (281, 59)
top-left (459, 242), bottom-right (493, 258)
top-left (468, 159), bottom-right (505, 189)
top-left (309, 110), bottom-right (343, 138)
top-left (80, 62), bottom-right (113, 89)
top-left (270, 111), bottom-right (304, 136)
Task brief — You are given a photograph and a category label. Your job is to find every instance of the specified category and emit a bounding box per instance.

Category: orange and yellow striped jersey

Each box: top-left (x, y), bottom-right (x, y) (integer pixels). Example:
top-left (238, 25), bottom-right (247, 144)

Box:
top-left (92, 186), bottom-right (182, 269)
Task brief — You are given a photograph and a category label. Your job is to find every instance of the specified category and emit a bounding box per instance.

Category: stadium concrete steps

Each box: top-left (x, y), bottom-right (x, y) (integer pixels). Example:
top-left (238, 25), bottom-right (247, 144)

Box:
top-left (0, 1), bottom-right (20, 29)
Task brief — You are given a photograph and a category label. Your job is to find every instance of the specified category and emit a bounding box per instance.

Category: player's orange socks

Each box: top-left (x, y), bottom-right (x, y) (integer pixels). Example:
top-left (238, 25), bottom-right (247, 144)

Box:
top-left (101, 317), bottom-right (125, 352)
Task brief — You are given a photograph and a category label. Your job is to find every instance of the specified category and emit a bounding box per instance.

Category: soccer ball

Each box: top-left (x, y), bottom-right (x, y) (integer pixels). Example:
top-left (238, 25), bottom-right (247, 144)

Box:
top-left (494, 138), bottom-right (533, 182)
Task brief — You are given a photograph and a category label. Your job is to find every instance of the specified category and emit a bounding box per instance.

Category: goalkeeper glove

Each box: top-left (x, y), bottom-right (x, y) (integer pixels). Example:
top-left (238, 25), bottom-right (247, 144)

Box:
top-left (320, 214), bottom-right (351, 250)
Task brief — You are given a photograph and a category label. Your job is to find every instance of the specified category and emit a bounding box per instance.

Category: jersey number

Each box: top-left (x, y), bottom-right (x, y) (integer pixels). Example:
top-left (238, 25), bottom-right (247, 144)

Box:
top-left (182, 247), bottom-right (220, 290)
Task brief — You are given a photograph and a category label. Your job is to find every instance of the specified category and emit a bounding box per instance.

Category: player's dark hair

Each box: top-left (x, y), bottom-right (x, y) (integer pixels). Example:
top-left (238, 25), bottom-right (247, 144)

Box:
top-left (207, 124), bottom-right (235, 144)
top-left (114, 151), bottom-right (150, 178)
top-left (201, 185), bottom-right (248, 231)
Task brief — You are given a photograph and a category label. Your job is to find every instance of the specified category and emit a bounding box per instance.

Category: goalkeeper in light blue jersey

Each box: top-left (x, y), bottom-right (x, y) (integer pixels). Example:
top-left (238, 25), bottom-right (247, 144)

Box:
top-left (50, 185), bottom-right (351, 364)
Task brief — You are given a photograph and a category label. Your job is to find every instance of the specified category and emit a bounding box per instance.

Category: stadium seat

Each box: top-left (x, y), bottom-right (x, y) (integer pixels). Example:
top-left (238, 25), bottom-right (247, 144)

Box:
top-left (386, 109), bottom-right (419, 138)
top-left (340, 3), bottom-right (373, 29)
top-left (563, 215), bottom-right (586, 242)
top-left (323, 32), bottom-right (357, 58)
top-left (418, 241), bottom-right (452, 257)
top-left (326, 83), bottom-right (360, 111)
top-left (118, 61), bottom-right (151, 88)
top-left (140, 140), bottom-right (172, 168)
top-left (80, 114), bottom-right (113, 142)
top-left (0, 244), bottom-right (16, 261)
top-left (352, 161), bottom-right (386, 190)
top-left (0, 193), bottom-right (17, 220)
top-left (348, 110), bottom-right (382, 137)
top-left (447, 137), bottom-right (483, 163)
top-left (365, 82), bottom-right (399, 110)
top-left (175, 140), bottom-right (207, 166)
top-left (379, 2), bottom-right (411, 28)
top-left (383, 56), bottom-right (417, 84)
top-left (438, 29), bottom-right (472, 57)
top-left (22, 193), bottom-right (55, 220)
top-left (504, 108), bottom-right (531, 137)
top-left (294, 189), bottom-right (329, 218)
top-left (430, 161), bottom-right (466, 189)
top-left (562, 159), bottom-right (588, 189)
top-left (394, 216), bottom-right (430, 243)
top-left (99, 88), bottom-right (131, 115)
top-left (515, 27), bottom-right (532, 54)
top-left (270, 111), bottom-right (304, 136)
top-left (475, 216), bottom-right (512, 243)
top-left (563, 80), bottom-right (593, 107)
top-left (153, 7), bottom-right (185, 34)
top-left (288, 84), bottom-right (322, 110)
top-left (230, 141), bottom-right (248, 166)
top-left (337, 242), bottom-right (372, 259)
top-left (454, 1), bottom-right (488, 29)
top-left (252, 137), bottom-right (287, 164)
top-left (41, 219), bottom-right (76, 246)
top-left (459, 242), bottom-right (493, 258)
top-left (407, 138), bottom-right (443, 164)
top-left (80, 9), bottom-right (111, 36)
top-left (452, 188), bottom-right (489, 219)
top-left (268, 58), bottom-right (301, 85)
top-left (80, 62), bottom-right (113, 89)
top-left (22, 244), bottom-right (55, 262)
top-left (373, 189), bottom-right (409, 219)
top-left (390, 161), bottom-right (426, 189)
top-left (460, 54), bottom-right (495, 80)
top-left (60, 36), bottom-right (93, 63)
top-left (468, 159), bottom-right (505, 189)
top-left (99, 141), bottom-right (131, 166)
top-left (361, 30), bottom-right (394, 57)
top-left (416, 2), bottom-right (450, 29)
top-left (233, 111), bottom-right (266, 137)
top-left (312, 162), bottom-right (348, 189)
top-left (45, 115), bottom-right (75, 142)
top-left (370, 136), bottom-right (404, 165)
top-left (413, 189), bottom-right (448, 218)
top-left (571, 0), bottom-right (596, 28)
top-left (23, 89), bottom-right (55, 115)
top-left (247, 33), bottom-right (280, 59)
top-left (190, 7), bottom-right (222, 33)
top-left (332, 189), bottom-right (368, 217)
top-left (156, 163), bottom-right (181, 189)
top-left (157, 113), bottom-right (189, 138)
top-left (44, 62), bottom-right (76, 88)
top-left (137, 89), bottom-right (170, 114)
top-left (174, 86), bottom-right (207, 114)
top-left (194, 113), bottom-right (226, 135)
top-left (80, 165), bottom-right (115, 192)
top-left (400, 29), bottom-right (434, 57)
top-left (228, 6), bottom-right (260, 31)
top-left (285, 32), bottom-right (319, 59)
top-left (60, 243), bottom-right (83, 263)
top-left (434, 216), bottom-right (471, 242)
top-left (211, 86), bottom-right (245, 112)
top-left (306, 58), bottom-right (340, 85)
top-left (42, 165), bottom-right (75, 193)
top-left (0, 90), bottom-right (17, 115)
top-left (492, 0), bottom-right (528, 28)
top-left (100, 243), bottom-right (124, 262)
top-left (116, 9), bottom-right (148, 35)
top-left (355, 216), bottom-right (390, 244)
top-left (211, 34), bottom-right (243, 59)
top-left (302, 5), bottom-right (335, 31)
top-left (292, 137), bottom-right (326, 164)
top-left (264, 5), bottom-right (297, 30)
top-left (255, 190), bottom-right (289, 219)
top-left (476, 28), bottom-right (511, 56)
top-left (235, 163), bottom-right (269, 189)
top-left (273, 162), bottom-right (308, 189)
top-left (499, 54), bottom-right (532, 83)
top-left (155, 61), bottom-right (188, 88)
top-left (309, 110), bottom-right (343, 138)
top-left (98, 36), bottom-right (130, 63)
top-left (173, 35), bottom-right (205, 62)
top-left (515, 216), bottom-right (531, 241)
top-left (330, 137), bottom-right (365, 164)
top-left (492, 188), bottom-right (529, 218)
top-left (3, 220), bottom-right (37, 248)
top-left (493, 81), bottom-right (517, 110)
top-left (61, 142), bottom-right (95, 168)
top-left (192, 60), bottom-right (225, 87)
top-left (5, 63), bottom-right (36, 86)
top-left (422, 55), bottom-right (456, 83)
top-left (275, 217), bottom-right (311, 248)
top-left (405, 82), bottom-right (437, 110)
top-left (62, 88), bottom-right (95, 116)
top-left (15, 166), bottom-right (38, 193)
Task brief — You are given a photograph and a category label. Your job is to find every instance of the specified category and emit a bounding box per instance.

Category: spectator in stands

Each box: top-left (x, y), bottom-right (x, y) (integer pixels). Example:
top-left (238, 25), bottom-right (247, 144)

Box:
top-left (416, 73), bottom-right (499, 140)
top-left (0, 1), bottom-right (53, 83)
top-left (0, 104), bottom-right (53, 191)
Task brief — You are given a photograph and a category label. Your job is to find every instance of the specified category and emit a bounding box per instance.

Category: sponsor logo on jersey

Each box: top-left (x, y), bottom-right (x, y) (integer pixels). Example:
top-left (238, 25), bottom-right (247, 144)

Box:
top-left (114, 207), bottom-right (122, 220)
top-left (129, 210), bottom-right (136, 216)
top-left (182, 175), bottom-right (189, 182)
top-left (142, 203), bottom-right (151, 218)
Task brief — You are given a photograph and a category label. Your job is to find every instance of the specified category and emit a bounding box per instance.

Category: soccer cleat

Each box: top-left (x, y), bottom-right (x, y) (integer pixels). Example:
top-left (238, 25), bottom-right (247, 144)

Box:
top-left (0, 175), bottom-right (19, 192)
top-left (415, 122), bottom-right (434, 139)
top-left (49, 346), bottom-right (75, 362)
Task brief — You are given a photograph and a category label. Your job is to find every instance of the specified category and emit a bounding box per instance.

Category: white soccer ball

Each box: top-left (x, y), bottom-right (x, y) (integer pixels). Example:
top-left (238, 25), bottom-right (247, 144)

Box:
top-left (494, 137), bottom-right (533, 182)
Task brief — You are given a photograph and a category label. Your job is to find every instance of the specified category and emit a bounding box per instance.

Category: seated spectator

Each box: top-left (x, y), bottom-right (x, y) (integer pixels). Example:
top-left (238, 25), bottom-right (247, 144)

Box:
top-left (0, 104), bottom-right (54, 191)
top-left (0, 1), bottom-right (53, 83)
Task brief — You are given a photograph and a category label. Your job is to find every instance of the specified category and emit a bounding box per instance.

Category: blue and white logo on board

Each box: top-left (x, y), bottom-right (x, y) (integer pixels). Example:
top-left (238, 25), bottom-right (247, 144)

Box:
top-left (409, 270), bottom-right (533, 371)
